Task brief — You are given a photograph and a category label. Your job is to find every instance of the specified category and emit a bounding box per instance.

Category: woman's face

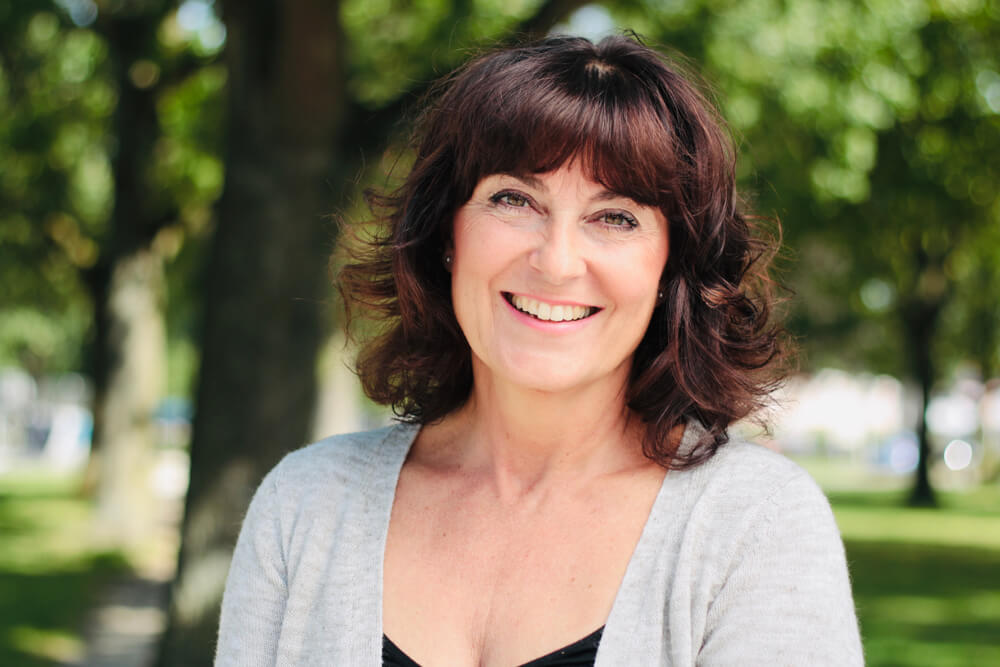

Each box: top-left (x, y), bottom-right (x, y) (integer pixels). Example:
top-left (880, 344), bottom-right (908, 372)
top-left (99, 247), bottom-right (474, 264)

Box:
top-left (450, 161), bottom-right (669, 396)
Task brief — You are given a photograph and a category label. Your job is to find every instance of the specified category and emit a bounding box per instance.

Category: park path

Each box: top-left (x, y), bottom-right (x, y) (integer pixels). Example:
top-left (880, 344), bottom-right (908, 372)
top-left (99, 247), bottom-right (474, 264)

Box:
top-left (76, 574), bottom-right (171, 667)
top-left (72, 474), bottom-right (184, 667)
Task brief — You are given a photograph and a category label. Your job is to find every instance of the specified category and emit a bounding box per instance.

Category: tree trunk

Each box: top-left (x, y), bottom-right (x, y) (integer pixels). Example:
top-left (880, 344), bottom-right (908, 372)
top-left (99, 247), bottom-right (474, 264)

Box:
top-left (901, 290), bottom-right (942, 508)
top-left (95, 249), bottom-right (167, 539)
top-left (87, 2), bottom-right (173, 541)
top-left (909, 343), bottom-right (937, 507)
top-left (157, 1), bottom-right (349, 663)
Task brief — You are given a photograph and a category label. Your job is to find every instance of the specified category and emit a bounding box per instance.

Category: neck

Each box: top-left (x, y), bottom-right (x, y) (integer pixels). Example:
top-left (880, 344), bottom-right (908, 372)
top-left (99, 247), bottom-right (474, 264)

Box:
top-left (431, 360), bottom-right (650, 498)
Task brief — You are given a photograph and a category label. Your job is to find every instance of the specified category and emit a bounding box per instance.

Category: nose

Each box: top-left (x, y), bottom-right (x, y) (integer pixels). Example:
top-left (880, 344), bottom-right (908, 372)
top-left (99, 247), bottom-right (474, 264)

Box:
top-left (528, 221), bottom-right (586, 284)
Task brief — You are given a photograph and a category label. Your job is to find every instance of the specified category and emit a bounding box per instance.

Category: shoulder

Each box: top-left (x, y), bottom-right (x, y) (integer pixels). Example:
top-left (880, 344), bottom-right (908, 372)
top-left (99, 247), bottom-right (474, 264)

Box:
top-left (690, 433), bottom-right (828, 510)
top-left (686, 438), bottom-right (863, 663)
top-left (272, 423), bottom-right (410, 480)
top-left (672, 433), bottom-right (840, 554)
top-left (220, 425), bottom-right (418, 664)
top-left (256, 422), bottom-right (418, 514)
top-left (232, 423), bottom-right (418, 574)
top-left (708, 436), bottom-right (822, 494)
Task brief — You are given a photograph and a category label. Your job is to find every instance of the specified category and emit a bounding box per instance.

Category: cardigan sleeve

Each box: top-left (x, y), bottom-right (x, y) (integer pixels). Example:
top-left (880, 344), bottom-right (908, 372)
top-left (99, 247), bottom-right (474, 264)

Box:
top-left (215, 467), bottom-right (288, 666)
top-left (697, 472), bottom-right (864, 666)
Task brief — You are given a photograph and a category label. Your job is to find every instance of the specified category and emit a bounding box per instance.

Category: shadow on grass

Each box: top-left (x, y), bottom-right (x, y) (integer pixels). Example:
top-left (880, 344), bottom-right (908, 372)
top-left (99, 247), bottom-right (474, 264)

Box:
top-left (847, 539), bottom-right (1000, 667)
top-left (0, 551), bottom-right (129, 667)
top-left (0, 476), bottom-right (132, 666)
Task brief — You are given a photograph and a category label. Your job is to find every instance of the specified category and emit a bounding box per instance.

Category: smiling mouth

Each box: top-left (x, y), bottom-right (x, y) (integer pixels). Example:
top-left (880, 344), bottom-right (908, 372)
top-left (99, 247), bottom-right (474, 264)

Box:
top-left (503, 292), bottom-right (600, 322)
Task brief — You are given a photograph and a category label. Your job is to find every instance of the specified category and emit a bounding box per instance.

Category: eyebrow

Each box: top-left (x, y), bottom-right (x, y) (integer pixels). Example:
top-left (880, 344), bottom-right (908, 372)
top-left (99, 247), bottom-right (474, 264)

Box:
top-left (501, 173), bottom-right (543, 189)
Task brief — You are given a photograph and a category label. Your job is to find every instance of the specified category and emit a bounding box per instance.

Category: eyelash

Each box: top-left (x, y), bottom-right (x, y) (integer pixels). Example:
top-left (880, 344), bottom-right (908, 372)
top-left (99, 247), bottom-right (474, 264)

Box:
top-left (488, 190), bottom-right (638, 231)
top-left (489, 190), bottom-right (531, 208)
top-left (599, 211), bottom-right (638, 230)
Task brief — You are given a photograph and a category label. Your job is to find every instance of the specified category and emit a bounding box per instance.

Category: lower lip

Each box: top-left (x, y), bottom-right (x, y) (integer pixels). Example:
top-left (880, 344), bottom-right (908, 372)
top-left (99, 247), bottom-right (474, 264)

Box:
top-left (502, 296), bottom-right (597, 333)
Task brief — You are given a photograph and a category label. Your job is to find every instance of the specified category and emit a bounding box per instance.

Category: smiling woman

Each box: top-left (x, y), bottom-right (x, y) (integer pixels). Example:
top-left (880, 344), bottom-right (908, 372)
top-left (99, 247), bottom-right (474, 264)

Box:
top-left (337, 35), bottom-right (789, 469)
top-left (216, 35), bottom-right (863, 667)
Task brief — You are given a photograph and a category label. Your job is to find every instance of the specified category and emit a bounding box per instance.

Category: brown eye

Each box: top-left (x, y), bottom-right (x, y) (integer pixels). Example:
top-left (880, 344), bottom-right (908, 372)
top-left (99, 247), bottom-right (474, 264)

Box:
top-left (599, 211), bottom-right (638, 230)
top-left (490, 191), bottom-right (531, 207)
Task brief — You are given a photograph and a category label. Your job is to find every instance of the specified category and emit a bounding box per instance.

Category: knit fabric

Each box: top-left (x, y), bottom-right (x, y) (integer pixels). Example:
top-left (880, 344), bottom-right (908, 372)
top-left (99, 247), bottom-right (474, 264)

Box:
top-left (216, 422), bottom-right (863, 666)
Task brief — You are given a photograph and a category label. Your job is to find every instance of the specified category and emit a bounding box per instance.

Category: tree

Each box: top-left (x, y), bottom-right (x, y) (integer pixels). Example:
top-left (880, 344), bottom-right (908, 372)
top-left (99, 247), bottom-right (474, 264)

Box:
top-left (88, 0), bottom-right (179, 539)
top-left (0, 0), bottom-right (222, 536)
top-left (158, 0), bottom-right (593, 663)
top-left (616, 0), bottom-right (1000, 505)
top-left (88, 0), bottom-right (225, 536)
top-left (0, 3), bottom-right (108, 376)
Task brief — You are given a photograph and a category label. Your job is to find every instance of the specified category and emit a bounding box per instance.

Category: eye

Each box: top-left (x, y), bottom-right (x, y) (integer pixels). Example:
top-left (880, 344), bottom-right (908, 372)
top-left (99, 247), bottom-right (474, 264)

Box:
top-left (596, 210), bottom-right (638, 230)
top-left (489, 190), bottom-right (532, 208)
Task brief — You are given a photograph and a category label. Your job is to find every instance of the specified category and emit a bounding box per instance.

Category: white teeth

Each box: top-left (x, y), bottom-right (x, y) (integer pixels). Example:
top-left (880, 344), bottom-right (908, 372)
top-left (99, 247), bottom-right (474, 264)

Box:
top-left (508, 294), bottom-right (594, 322)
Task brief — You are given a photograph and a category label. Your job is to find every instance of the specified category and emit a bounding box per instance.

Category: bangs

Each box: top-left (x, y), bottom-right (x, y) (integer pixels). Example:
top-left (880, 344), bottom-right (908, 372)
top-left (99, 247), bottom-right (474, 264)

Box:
top-left (446, 48), bottom-right (684, 208)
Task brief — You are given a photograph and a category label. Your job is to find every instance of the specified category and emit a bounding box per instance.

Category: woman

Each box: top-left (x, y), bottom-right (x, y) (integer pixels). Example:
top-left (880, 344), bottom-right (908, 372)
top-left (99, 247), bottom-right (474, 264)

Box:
top-left (217, 35), bottom-right (863, 666)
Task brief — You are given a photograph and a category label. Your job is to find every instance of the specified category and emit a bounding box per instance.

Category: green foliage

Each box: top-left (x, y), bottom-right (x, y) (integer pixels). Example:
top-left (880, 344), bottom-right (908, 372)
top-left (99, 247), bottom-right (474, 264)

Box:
top-left (0, 307), bottom-right (90, 375)
top-left (0, 6), bottom-right (112, 372)
top-left (343, 0), bottom-right (541, 106)
top-left (611, 0), bottom-right (1000, 380)
top-left (0, 1), bottom-right (223, 379)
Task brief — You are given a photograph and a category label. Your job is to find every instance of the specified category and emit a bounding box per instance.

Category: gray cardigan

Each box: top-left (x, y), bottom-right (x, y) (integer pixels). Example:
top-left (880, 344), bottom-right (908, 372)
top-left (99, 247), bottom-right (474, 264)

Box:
top-left (216, 423), bottom-right (863, 666)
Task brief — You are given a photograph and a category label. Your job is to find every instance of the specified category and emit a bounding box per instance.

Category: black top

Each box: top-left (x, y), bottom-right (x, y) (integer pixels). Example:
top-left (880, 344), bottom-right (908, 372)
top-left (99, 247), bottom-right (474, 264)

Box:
top-left (383, 626), bottom-right (604, 667)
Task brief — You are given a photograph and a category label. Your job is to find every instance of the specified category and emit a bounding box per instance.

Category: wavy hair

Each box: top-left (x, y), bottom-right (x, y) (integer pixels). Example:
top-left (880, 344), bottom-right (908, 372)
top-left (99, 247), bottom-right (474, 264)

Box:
top-left (339, 34), bottom-right (787, 469)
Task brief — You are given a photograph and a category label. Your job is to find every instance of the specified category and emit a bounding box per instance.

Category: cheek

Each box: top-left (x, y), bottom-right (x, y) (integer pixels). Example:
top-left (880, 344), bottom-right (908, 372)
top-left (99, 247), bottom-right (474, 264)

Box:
top-left (619, 245), bottom-right (669, 303)
top-left (643, 239), bottom-right (670, 298)
top-left (450, 219), bottom-right (504, 336)
top-left (452, 210), bottom-right (490, 268)
top-left (452, 215), bottom-right (526, 281)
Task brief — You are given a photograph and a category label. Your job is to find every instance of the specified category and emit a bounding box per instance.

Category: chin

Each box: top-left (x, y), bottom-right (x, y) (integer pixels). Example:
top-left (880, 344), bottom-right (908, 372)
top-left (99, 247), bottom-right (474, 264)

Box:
top-left (496, 354), bottom-right (622, 396)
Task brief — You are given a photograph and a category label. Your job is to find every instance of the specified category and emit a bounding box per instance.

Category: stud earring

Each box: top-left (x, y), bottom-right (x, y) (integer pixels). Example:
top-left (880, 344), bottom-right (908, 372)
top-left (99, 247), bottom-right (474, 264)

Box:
top-left (443, 252), bottom-right (453, 269)
top-left (657, 290), bottom-right (664, 301)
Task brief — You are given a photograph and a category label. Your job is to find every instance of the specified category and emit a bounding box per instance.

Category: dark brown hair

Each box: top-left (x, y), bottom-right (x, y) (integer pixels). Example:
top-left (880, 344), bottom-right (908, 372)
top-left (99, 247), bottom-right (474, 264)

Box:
top-left (339, 34), bottom-right (786, 469)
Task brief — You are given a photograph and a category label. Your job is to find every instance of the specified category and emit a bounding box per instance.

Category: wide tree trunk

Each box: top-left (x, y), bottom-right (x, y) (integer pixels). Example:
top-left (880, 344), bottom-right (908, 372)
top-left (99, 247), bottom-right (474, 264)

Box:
top-left (157, 1), bottom-right (350, 663)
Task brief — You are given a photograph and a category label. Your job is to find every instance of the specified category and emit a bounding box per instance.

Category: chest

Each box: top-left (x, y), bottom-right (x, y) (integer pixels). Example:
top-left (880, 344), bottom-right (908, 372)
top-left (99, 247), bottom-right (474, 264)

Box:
top-left (382, 468), bottom-right (664, 667)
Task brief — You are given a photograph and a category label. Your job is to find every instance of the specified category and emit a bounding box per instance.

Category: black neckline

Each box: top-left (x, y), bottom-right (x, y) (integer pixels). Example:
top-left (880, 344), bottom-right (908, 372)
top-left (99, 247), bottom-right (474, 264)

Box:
top-left (382, 625), bottom-right (605, 667)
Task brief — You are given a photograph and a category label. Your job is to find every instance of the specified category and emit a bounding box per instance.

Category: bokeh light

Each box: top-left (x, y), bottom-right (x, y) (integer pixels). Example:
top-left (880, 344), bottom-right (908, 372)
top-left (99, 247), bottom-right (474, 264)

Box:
top-left (943, 439), bottom-right (973, 471)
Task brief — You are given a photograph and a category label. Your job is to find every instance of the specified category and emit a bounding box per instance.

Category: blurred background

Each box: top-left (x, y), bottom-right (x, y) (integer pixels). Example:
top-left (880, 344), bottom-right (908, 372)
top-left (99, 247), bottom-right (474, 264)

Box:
top-left (0, 0), bottom-right (998, 665)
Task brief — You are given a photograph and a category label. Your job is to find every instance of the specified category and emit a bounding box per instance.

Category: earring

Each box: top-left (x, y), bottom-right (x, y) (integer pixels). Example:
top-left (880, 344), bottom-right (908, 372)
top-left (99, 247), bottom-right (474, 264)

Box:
top-left (657, 290), bottom-right (664, 301)
top-left (443, 252), bottom-right (453, 269)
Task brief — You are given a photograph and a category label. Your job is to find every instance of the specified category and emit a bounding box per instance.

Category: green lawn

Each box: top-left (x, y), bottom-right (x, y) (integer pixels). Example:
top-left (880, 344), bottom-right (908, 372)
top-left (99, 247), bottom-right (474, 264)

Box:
top-left (0, 472), bottom-right (129, 666)
top-left (828, 486), bottom-right (1000, 666)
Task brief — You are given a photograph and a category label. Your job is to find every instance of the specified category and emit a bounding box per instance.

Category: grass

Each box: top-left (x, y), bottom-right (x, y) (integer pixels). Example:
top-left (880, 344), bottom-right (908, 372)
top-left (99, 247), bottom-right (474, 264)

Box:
top-left (818, 474), bottom-right (1000, 666)
top-left (846, 540), bottom-right (1000, 666)
top-left (0, 471), bottom-right (130, 666)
